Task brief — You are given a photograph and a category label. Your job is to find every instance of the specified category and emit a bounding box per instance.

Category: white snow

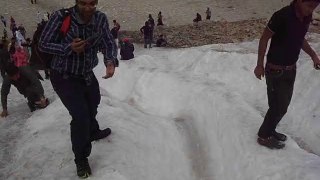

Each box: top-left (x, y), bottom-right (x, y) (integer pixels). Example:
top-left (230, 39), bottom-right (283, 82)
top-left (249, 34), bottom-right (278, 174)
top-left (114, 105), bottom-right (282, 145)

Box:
top-left (1, 34), bottom-right (320, 180)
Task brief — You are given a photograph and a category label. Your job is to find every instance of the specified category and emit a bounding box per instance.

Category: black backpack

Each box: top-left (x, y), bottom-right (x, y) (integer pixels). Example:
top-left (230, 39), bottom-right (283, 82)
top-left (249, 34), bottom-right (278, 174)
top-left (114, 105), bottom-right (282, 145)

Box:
top-left (30, 9), bottom-right (71, 70)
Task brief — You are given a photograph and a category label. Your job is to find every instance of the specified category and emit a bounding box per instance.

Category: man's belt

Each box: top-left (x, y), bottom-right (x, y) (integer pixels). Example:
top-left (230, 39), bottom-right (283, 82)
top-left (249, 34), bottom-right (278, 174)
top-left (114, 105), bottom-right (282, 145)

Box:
top-left (266, 63), bottom-right (296, 71)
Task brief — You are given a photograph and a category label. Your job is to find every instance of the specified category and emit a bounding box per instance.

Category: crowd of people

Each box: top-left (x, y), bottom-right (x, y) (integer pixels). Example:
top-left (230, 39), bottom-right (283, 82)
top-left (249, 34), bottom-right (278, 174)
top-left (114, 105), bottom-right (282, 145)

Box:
top-left (1, 0), bottom-right (320, 179)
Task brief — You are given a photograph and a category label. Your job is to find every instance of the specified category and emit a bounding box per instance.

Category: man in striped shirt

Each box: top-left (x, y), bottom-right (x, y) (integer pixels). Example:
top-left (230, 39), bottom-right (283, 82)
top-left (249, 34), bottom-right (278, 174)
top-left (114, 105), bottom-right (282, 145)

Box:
top-left (38, 0), bottom-right (117, 178)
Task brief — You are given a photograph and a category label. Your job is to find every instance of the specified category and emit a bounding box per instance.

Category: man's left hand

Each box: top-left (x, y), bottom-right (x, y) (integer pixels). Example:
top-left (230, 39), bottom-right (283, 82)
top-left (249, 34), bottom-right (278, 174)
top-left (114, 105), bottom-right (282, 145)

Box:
top-left (103, 63), bottom-right (115, 79)
top-left (312, 55), bottom-right (320, 70)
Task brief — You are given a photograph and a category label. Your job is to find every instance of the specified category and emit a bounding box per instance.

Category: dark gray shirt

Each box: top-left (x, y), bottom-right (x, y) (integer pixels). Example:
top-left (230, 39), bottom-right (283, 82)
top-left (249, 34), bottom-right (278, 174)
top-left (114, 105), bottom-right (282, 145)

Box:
top-left (267, 4), bottom-right (311, 66)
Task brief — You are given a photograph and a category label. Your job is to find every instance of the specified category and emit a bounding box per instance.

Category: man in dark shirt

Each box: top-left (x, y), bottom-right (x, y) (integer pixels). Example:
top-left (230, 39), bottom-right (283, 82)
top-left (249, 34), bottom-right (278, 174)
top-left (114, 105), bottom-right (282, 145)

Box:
top-left (38, 0), bottom-right (117, 178)
top-left (140, 21), bottom-right (152, 48)
top-left (254, 0), bottom-right (320, 149)
top-left (148, 14), bottom-right (155, 43)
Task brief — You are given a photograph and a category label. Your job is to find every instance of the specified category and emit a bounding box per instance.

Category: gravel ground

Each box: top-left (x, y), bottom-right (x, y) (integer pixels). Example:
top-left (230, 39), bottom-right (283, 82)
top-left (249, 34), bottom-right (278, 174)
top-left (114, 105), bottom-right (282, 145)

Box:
top-left (0, 0), bottom-right (292, 38)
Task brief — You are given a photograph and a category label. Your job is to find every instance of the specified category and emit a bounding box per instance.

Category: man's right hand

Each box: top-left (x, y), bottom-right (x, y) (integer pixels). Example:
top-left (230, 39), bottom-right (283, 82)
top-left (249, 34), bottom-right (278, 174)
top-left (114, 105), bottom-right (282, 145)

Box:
top-left (71, 38), bottom-right (86, 54)
top-left (1, 109), bottom-right (8, 117)
top-left (254, 65), bottom-right (265, 80)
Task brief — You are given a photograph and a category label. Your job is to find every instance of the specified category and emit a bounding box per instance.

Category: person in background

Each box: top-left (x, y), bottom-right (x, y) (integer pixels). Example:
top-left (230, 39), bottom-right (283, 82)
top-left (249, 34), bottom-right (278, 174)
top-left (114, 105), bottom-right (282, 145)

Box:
top-left (3, 28), bottom-right (8, 40)
top-left (0, 15), bottom-right (7, 27)
top-left (17, 24), bottom-right (26, 38)
top-left (15, 30), bottom-right (26, 48)
top-left (156, 34), bottom-right (167, 47)
top-left (148, 14), bottom-right (155, 42)
top-left (140, 21), bottom-right (152, 48)
top-left (157, 11), bottom-right (163, 26)
top-left (36, 11), bottom-right (42, 23)
top-left (8, 37), bottom-right (16, 55)
top-left (193, 13), bottom-right (202, 23)
top-left (206, 7), bottom-right (212, 20)
top-left (9, 17), bottom-right (17, 37)
top-left (111, 19), bottom-right (120, 47)
top-left (1, 63), bottom-right (49, 117)
top-left (120, 38), bottom-right (134, 60)
top-left (0, 42), bottom-right (10, 79)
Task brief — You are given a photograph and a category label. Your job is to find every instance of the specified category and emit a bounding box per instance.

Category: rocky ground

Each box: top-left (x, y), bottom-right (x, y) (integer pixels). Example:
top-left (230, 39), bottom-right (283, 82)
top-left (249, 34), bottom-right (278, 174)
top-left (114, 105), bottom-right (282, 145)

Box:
top-left (0, 0), bottom-right (319, 47)
top-left (120, 19), bottom-right (320, 48)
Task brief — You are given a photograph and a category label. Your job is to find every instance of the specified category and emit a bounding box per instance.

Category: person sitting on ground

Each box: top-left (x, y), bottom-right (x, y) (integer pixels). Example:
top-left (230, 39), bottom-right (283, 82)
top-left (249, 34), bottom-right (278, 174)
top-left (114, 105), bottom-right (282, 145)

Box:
top-left (193, 13), bottom-right (202, 23)
top-left (120, 38), bottom-right (134, 60)
top-left (0, 63), bottom-right (49, 117)
top-left (156, 34), bottom-right (167, 47)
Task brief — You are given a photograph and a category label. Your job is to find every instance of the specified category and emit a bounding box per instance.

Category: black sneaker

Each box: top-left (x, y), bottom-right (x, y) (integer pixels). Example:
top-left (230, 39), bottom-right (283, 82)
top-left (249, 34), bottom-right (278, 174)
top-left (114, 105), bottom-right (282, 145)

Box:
top-left (90, 128), bottom-right (111, 142)
top-left (76, 159), bottom-right (92, 179)
top-left (272, 131), bottom-right (287, 142)
top-left (257, 136), bottom-right (285, 149)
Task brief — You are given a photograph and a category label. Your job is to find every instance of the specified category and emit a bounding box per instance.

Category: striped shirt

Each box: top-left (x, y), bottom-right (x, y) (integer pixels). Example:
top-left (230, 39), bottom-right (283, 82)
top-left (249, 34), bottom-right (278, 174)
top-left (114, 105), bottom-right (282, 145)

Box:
top-left (38, 6), bottom-right (117, 77)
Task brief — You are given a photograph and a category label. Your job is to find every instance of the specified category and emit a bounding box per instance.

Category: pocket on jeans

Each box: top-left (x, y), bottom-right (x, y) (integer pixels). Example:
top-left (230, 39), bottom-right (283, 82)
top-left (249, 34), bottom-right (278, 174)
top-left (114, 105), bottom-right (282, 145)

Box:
top-left (266, 69), bottom-right (283, 78)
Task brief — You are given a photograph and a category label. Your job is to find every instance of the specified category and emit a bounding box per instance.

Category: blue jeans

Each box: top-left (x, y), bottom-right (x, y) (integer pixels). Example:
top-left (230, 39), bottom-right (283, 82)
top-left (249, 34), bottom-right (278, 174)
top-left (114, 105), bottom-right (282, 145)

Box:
top-left (50, 71), bottom-right (101, 162)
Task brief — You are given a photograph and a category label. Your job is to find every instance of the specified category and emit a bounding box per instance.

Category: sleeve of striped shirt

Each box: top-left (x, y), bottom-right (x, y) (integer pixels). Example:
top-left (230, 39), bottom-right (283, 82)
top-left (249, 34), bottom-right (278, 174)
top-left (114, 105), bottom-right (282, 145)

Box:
top-left (38, 11), bottom-right (72, 56)
top-left (99, 14), bottom-right (118, 66)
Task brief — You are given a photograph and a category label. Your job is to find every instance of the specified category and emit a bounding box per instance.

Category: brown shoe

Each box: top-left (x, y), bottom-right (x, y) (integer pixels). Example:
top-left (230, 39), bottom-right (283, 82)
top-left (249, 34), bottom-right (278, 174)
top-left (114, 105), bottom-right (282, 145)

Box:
top-left (257, 136), bottom-right (285, 149)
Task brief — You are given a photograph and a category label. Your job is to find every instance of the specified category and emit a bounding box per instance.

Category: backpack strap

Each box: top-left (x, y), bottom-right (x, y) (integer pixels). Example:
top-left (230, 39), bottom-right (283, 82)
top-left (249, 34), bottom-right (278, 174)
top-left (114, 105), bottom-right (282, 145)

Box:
top-left (59, 8), bottom-right (72, 37)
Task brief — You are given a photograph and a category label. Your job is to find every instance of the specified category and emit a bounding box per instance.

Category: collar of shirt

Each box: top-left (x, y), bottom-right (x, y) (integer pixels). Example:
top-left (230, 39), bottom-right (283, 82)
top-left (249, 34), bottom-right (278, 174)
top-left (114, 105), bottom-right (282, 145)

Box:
top-left (289, 3), bottom-right (312, 23)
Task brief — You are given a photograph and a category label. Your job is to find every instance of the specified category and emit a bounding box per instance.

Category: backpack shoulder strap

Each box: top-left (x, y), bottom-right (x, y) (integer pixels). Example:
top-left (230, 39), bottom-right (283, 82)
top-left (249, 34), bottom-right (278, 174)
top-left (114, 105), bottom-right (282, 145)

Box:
top-left (59, 8), bottom-right (72, 36)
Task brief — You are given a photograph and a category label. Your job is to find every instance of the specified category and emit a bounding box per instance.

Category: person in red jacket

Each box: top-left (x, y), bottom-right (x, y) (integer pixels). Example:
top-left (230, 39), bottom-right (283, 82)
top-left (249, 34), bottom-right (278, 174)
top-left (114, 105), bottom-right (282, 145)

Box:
top-left (12, 46), bottom-right (29, 67)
